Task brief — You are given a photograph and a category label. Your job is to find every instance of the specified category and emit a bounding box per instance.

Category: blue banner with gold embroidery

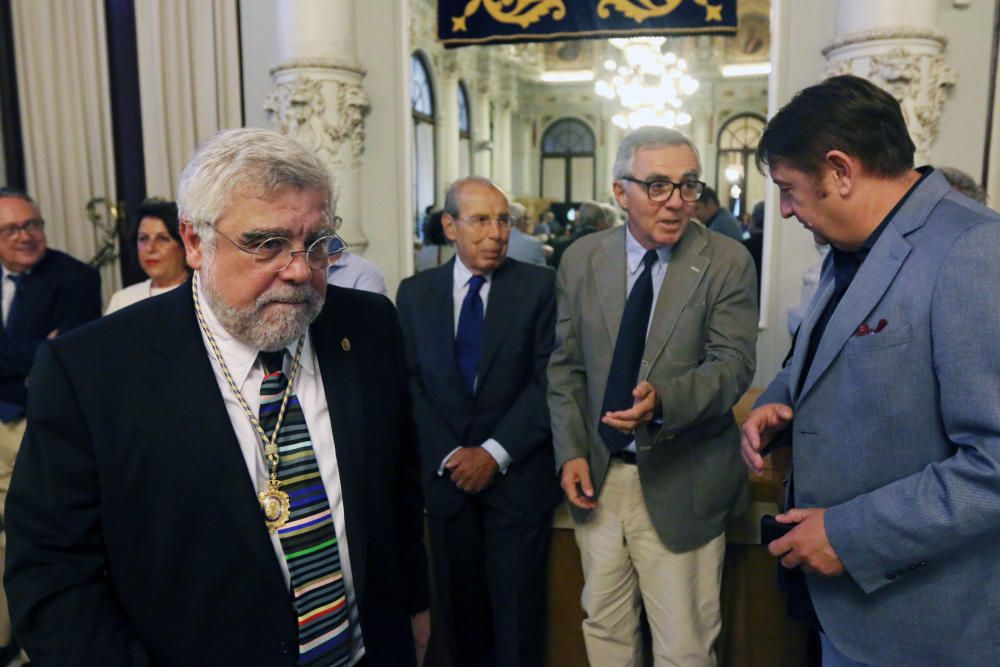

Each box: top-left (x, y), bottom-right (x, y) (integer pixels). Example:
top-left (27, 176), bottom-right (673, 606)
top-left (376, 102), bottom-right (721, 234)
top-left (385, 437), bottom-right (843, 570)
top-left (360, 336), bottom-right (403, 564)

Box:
top-left (438, 1), bottom-right (738, 48)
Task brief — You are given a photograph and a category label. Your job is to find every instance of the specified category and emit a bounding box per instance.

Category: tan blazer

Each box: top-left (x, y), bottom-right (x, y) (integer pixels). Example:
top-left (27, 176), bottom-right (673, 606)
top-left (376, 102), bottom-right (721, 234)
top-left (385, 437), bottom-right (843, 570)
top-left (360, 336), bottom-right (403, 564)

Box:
top-left (548, 223), bottom-right (758, 551)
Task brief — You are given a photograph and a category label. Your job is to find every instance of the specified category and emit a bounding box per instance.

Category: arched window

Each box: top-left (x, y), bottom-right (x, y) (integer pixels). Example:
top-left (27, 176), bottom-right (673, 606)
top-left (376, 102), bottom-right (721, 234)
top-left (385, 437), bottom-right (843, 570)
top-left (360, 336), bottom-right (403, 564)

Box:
top-left (411, 52), bottom-right (436, 235)
top-left (458, 81), bottom-right (472, 178)
top-left (716, 113), bottom-right (766, 220)
top-left (540, 118), bottom-right (596, 203)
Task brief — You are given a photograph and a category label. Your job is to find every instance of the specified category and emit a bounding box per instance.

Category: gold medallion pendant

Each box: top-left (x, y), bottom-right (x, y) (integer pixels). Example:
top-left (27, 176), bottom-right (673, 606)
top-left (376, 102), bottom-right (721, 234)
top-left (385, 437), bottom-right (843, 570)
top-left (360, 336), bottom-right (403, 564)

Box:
top-left (259, 480), bottom-right (290, 533)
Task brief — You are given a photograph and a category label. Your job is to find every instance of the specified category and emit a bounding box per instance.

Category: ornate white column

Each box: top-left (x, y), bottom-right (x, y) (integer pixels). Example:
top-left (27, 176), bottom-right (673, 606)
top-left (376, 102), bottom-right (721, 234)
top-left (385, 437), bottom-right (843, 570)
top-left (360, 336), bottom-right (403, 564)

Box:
top-left (263, 0), bottom-right (371, 252)
top-left (493, 102), bottom-right (513, 191)
top-left (824, 0), bottom-right (956, 164)
top-left (436, 51), bottom-right (461, 204)
top-left (494, 70), bottom-right (518, 191)
top-left (472, 53), bottom-right (494, 177)
top-left (689, 99), bottom-right (713, 185)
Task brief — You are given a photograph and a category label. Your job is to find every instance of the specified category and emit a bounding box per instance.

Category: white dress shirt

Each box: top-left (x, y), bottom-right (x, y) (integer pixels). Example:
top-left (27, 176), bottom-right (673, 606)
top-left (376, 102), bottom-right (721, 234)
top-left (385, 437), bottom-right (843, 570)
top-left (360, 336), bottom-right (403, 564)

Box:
top-left (438, 258), bottom-right (512, 474)
top-left (195, 275), bottom-right (365, 664)
top-left (621, 223), bottom-right (672, 453)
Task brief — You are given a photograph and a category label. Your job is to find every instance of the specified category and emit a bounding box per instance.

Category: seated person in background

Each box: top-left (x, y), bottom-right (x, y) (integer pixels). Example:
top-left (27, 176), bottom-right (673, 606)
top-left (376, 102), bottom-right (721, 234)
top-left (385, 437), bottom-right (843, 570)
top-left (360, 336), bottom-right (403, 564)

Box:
top-left (692, 186), bottom-right (743, 240)
top-left (939, 166), bottom-right (988, 204)
top-left (533, 210), bottom-right (556, 239)
top-left (106, 198), bottom-right (190, 314)
top-left (326, 225), bottom-right (388, 295)
top-left (0, 186), bottom-right (101, 662)
top-left (549, 200), bottom-right (614, 269)
top-left (505, 202), bottom-right (547, 265)
top-left (415, 210), bottom-right (456, 272)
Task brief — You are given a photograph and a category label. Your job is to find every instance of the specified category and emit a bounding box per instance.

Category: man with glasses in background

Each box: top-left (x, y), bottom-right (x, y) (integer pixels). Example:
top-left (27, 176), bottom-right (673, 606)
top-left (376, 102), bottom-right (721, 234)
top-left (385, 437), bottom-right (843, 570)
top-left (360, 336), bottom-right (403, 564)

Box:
top-left (0, 187), bottom-right (101, 665)
top-left (5, 129), bottom-right (430, 666)
top-left (548, 126), bottom-right (758, 665)
top-left (396, 176), bottom-right (560, 667)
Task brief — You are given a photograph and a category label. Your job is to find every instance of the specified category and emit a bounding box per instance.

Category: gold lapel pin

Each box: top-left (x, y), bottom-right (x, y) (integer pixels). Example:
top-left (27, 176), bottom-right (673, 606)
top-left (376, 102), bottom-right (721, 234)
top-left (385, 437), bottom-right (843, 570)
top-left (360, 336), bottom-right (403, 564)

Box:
top-left (341, 337), bottom-right (351, 351)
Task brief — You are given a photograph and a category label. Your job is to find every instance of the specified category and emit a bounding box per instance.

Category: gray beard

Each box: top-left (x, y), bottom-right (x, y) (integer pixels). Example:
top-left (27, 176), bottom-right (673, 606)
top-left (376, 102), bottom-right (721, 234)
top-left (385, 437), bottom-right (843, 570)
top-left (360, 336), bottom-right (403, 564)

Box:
top-left (199, 263), bottom-right (324, 351)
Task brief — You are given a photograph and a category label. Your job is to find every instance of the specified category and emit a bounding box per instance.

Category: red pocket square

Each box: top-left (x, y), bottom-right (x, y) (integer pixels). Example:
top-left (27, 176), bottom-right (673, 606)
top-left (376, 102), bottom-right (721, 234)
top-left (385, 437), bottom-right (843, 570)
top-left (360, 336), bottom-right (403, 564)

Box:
top-left (854, 318), bottom-right (888, 337)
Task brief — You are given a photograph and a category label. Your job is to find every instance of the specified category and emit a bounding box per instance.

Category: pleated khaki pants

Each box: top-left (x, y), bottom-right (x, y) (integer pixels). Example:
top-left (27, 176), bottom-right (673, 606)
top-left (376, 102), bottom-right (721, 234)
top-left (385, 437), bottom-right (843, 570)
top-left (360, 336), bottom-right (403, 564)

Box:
top-left (574, 459), bottom-right (725, 667)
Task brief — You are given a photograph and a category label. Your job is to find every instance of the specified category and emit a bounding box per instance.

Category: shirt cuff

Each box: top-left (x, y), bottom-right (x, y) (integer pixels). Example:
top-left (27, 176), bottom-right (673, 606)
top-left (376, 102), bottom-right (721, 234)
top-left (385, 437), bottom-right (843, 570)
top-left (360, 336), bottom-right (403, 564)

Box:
top-left (437, 447), bottom-right (462, 476)
top-left (481, 439), bottom-right (511, 474)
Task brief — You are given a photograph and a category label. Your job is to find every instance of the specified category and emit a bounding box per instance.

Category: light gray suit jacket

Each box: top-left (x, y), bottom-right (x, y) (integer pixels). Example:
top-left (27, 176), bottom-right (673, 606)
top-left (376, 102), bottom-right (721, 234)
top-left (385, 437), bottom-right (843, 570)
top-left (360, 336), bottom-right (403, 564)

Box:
top-left (506, 227), bottom-right (547, 265)
top-left (757, 170), bottom-right (1000, 665)
top-left (548, 223), bottom-right (758, 552)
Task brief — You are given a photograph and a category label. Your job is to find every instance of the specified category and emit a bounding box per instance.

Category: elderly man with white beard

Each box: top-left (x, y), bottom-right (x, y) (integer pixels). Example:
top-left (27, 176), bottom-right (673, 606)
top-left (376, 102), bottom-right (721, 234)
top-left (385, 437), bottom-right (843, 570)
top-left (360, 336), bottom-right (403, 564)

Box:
top-left (3, 128), bottom-right (430, 667)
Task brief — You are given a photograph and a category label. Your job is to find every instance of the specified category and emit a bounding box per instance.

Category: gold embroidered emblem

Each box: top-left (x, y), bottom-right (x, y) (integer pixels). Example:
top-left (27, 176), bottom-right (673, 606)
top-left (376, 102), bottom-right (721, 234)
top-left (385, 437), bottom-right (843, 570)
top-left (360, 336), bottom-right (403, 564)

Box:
top-left (341, 337), bottom-right (351, 351)
top-left (597, 0), bottom-right (683, 23)
top-left (694, 0), bottom-right (724, 22)
top-left (451, 0), bottom-right (567, 32)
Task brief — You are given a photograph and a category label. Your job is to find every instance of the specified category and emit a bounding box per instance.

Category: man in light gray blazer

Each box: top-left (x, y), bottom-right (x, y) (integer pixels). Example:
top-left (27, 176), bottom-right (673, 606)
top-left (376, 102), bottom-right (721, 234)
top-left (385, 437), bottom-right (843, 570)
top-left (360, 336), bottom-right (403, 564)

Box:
top-left (505, 202), bottom-right (547, 265)
top-left (549, 126), bottom-right (758, 665)
top-left (742, 75), bottom-right (1000, 666)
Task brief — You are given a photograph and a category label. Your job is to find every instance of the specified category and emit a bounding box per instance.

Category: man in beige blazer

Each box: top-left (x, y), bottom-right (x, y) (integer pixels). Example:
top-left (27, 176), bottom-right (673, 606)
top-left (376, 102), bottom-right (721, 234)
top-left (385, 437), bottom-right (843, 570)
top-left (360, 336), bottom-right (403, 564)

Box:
top-left (548, 126), bottom-right (758, 665)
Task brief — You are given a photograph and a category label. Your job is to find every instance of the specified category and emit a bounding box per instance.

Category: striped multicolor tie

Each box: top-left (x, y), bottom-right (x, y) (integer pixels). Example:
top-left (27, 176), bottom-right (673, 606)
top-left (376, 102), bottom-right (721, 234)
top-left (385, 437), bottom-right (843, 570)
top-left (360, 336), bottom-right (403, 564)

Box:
top-left (259, 352), bottom-right (353, 667)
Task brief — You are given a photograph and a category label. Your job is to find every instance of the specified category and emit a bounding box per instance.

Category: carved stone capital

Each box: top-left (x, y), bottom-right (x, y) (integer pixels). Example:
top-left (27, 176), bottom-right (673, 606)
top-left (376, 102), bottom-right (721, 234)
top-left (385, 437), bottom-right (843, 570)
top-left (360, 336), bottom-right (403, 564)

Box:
top-left (263, 75), bottom-right (371, 168)
top-left (825, 47), bottom-right (957, 161)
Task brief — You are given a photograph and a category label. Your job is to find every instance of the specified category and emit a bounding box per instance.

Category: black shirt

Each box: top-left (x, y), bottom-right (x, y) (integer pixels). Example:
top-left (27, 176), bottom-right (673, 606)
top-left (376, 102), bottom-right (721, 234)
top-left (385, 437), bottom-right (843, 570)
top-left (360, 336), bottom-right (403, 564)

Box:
top-left (797, 167), bottom-right (932, 394)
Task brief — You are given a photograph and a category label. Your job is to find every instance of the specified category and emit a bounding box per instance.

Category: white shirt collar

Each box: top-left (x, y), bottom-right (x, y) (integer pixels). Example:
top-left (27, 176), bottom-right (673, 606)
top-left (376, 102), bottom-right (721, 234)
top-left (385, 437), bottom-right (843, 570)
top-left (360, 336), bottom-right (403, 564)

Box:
top-left (625, 222), bottom-right (672, 276)
top-left (195, 271), bottom-right (317, 389)
top-left (452, 255), bottom-right (492, 288)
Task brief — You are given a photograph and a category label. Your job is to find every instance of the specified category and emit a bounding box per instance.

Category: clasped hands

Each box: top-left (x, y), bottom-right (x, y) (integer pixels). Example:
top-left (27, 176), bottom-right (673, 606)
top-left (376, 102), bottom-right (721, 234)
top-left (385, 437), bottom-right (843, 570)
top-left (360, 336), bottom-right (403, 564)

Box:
top-left (740, 402), bottom-right (844, 577)
top-left (445, 446), bottom-right (498, 494)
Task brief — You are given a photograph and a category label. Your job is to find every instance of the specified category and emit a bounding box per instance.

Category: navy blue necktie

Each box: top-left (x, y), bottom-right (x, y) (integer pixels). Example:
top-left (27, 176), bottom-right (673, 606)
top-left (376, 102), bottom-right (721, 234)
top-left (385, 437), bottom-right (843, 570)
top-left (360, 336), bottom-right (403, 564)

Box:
top-left (4, 273), bottom-right (26, 330)
top-left (599, 249), bottom-right (659, 453)
top-left (455, 274), bottom-right (486, 395)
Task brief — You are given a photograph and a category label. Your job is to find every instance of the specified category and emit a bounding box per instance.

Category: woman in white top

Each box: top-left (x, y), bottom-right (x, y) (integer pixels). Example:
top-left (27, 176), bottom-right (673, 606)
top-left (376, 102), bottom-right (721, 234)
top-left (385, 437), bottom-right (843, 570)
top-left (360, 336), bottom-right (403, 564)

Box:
top-left (105, 199), bottom-right (190, 314)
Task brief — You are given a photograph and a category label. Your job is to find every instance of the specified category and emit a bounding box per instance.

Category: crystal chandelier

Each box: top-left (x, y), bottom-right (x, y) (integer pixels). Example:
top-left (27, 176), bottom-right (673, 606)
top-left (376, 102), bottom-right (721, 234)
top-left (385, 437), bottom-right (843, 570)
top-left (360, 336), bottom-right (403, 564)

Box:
top-left (594, 37), bottom-right (700, 130)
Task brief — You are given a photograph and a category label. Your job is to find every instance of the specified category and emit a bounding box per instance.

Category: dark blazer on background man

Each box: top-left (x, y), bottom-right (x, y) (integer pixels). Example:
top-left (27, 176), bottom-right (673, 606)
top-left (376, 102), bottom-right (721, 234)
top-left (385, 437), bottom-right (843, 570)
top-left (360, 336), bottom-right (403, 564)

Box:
top-left (4, 282), bottom-right (428, 666)
top-left (0, 248), bottom-right (101, 407)
top-left (396, 257), bottom-right (561, 518)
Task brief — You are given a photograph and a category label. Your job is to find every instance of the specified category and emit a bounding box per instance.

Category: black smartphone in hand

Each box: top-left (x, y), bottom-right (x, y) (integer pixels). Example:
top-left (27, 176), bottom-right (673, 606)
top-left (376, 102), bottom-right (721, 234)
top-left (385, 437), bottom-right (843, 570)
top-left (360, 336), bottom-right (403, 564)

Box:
top-left (760, 514), bottom-right (794, 545)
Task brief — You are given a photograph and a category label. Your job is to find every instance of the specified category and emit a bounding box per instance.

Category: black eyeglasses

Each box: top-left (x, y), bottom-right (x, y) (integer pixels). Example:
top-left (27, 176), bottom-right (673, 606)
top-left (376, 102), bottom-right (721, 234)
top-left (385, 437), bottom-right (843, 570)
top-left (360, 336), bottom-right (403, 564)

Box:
top-left (620, 177), bottom-right (705, 203)
top-left (0, 218), bottom-right (45, 239)
top-left (455, 214), bottom-right (513, 229)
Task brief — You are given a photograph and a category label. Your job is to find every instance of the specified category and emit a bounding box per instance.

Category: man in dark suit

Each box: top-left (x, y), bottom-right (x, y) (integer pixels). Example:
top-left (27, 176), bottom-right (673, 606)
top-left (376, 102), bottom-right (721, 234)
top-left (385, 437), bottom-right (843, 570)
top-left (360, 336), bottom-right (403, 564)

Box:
top-left (548, 201), bottom-right (614, 269)
top-left (4, 129), bottom-right (429, 666)
top-left (396, 176), bottom-right (560, 667)
top-left (692, 186), bottom-right (744, 241)
top-left (0, 187), bottom-right (101, 663)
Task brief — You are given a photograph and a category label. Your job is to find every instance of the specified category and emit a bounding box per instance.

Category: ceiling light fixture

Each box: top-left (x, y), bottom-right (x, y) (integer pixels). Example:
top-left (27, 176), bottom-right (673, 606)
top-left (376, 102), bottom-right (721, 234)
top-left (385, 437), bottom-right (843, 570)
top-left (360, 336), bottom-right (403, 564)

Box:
top-left (595, 37), bottom-right (700, 130)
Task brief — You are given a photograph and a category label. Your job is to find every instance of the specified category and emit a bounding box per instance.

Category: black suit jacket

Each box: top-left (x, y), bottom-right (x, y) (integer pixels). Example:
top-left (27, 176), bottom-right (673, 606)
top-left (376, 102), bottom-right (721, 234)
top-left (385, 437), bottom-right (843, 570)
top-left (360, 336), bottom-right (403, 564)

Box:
top-left (0, 248), bottom-right (101, 406)
top-left (4, 282), bottom-right (429, 666)
top-left (396, 258), bottom-right (561, 517)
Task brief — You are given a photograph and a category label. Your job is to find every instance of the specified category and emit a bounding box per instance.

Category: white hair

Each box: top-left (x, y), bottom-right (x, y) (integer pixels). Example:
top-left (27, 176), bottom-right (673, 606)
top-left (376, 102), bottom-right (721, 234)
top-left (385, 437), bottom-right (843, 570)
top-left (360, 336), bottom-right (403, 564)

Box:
top-left (612, 126), bottom-right (701, 181)
top-left (176, 128), bottom-right (335, 249)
